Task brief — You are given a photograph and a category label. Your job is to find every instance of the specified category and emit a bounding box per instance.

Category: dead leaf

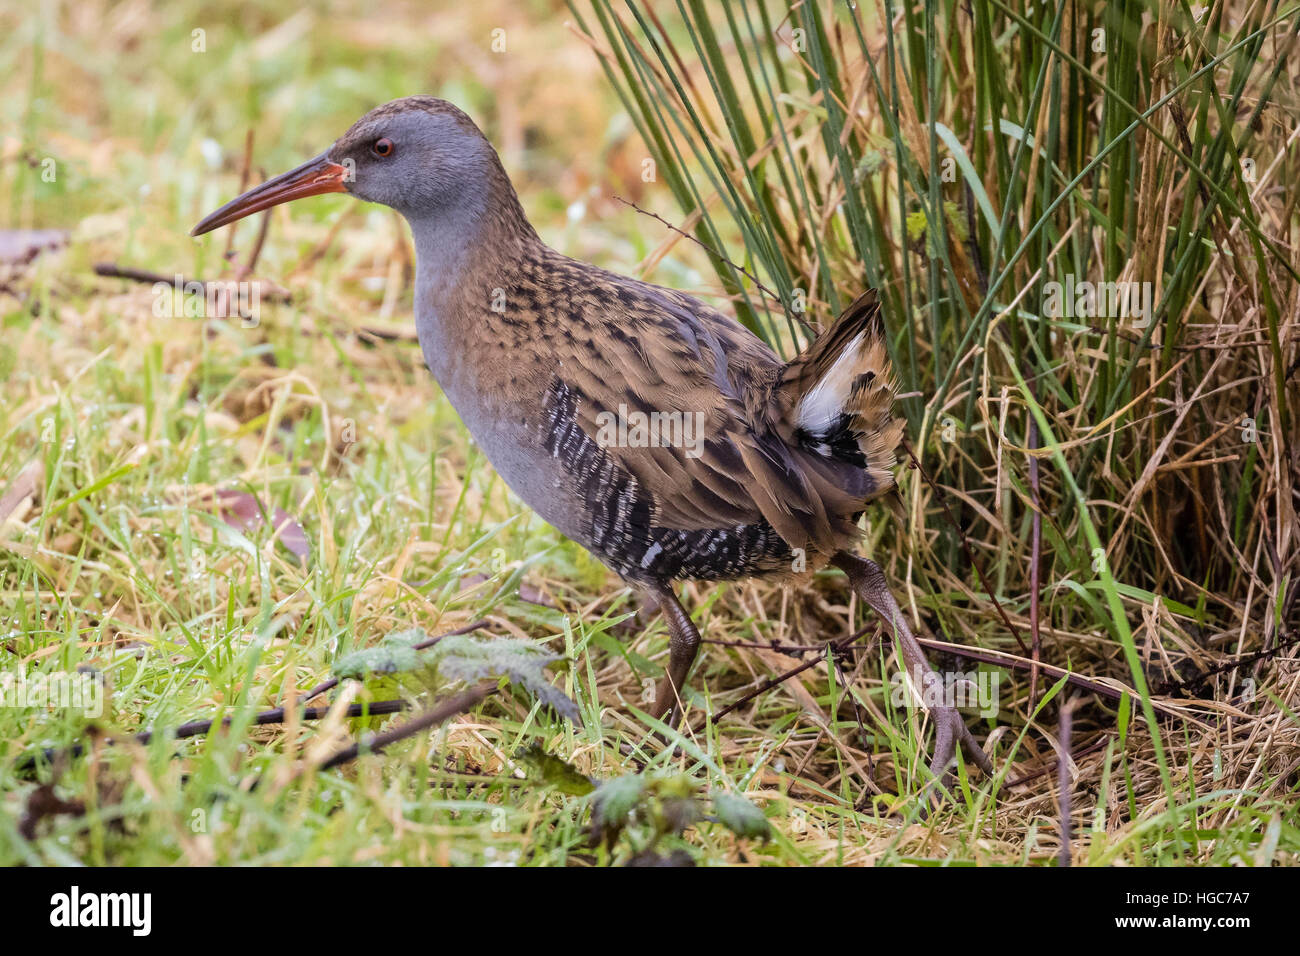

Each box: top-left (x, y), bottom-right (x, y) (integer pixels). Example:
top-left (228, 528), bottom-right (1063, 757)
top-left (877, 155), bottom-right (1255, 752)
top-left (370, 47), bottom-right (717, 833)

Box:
top-left (0, 229), bottom-right (68, 265)
top-left (18, 783), bottom-right (85, 840)
top-left (518, 583), bottom-right (556, 608)
top-left (216, 489), bottom-right (310, 560)
top-left (457, 572), bottom-right (491, 593)
top-left (0, 460), bottom-right (45, 527)
top-left (457, 572), bottom-right (555, 608)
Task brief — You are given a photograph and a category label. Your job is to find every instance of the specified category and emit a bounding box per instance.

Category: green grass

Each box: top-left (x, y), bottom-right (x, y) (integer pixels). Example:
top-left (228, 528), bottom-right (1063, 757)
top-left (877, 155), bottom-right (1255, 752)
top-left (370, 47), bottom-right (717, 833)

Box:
top-left (0, 0), bottom-right (1297, 865)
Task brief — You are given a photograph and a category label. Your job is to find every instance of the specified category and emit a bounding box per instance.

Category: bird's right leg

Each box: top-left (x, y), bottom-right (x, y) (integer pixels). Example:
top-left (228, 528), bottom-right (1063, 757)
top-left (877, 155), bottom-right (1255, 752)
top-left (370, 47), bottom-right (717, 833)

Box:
top-left (831, 552), bottom-right (992, 782)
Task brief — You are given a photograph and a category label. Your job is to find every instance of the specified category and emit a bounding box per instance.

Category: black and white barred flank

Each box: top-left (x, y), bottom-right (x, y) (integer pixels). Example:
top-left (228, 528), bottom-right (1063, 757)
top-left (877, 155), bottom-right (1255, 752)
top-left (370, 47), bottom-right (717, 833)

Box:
top-left (543, 379), bottom-right (793, 583)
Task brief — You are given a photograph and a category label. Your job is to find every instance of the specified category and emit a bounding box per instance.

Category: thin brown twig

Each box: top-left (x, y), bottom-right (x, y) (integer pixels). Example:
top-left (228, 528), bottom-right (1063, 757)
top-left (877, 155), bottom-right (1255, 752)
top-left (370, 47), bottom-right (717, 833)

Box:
top-left (93, 263), bottom-right (292, 303)
top-left (18, 701), bottom-right (409, 771)
top-left (17, 620), bottom-right (490, 773)
top-left (705, 612), bottom-right (1297, 715)
top-left (156, 699), bottom-right (407, 743)
top-left (1057, 696), bottom-right (1075, 867)
top-left (1153, 629), bottom-right (1300, 696)
top-left (613, 195), bottom-right (815, 332)
top-left (222, 128), bottom-right (255, 262)
top-left (96, 262), bottom-right (420, 344)
top-left (1028, 401), bottom-right (1044, 705)
top-left (315, 682), bottom-right (498, 771)
top-left (237, 167), bottom-right (273, 277)
top-left (688, 623), bottom-right (876, 732)
top-left (704, 631), bottom-right (1131, 709)
top-left (701, 637), bottom-right (834, 653)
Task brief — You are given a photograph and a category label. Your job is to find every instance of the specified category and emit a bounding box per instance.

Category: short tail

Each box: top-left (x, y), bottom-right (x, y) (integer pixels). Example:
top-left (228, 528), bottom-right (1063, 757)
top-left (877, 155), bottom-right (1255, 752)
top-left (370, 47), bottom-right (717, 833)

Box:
top-left (777, 290), bottom-right (903, 495)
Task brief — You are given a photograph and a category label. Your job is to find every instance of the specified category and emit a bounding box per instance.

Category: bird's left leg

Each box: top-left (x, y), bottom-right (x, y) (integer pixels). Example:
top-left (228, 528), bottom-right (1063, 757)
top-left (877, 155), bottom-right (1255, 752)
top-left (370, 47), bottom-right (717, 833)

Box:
top-left (645, 582), bottom-right (702, 729)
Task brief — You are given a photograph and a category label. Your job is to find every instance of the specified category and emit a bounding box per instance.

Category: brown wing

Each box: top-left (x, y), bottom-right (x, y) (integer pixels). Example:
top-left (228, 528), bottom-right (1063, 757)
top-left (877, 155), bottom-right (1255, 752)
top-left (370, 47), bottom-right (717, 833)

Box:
top-left (543, 258), bottom-right (874, 554)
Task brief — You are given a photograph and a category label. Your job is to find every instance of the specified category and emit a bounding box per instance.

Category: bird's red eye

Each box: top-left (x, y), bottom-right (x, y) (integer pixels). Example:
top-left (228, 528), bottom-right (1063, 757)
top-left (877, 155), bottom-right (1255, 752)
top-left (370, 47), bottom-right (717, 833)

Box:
top-left (373, 138), bottom-right (394, 157)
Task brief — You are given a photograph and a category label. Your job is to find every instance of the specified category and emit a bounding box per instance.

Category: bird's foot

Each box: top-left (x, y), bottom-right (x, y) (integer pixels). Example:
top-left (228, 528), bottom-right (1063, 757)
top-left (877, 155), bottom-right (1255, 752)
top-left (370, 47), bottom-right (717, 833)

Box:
top-left (832, 551), bottom-right (993, 788)
top-left (919, 674), bottom-right (994, 784)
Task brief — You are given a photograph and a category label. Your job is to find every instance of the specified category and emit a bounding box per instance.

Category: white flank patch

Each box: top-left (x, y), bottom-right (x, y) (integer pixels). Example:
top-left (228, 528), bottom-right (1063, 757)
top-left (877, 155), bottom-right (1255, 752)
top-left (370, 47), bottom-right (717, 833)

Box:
top-left (795, 331), bottom-right (865, 436)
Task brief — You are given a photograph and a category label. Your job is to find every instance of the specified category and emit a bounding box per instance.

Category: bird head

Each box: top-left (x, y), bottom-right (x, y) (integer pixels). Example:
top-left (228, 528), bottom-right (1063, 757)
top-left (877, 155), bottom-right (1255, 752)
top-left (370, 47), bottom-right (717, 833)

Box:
top-left (191, 97), bottom-right (497, 236)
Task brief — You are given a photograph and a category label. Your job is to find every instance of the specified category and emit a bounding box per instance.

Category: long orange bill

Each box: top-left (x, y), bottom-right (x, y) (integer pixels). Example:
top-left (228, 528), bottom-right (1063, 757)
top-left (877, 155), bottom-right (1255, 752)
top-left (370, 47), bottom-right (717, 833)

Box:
top-left (191, 152), bottom-right (348, 236)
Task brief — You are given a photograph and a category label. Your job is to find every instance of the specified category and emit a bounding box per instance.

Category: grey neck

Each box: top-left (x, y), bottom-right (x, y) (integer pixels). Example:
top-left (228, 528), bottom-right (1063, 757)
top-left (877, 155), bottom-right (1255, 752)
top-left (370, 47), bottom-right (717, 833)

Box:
top-left (408, 205), bottom-right (481, 307)
top-left (406, 175), bottom-right (538, 329)
top-left (406, 194), bottom-right (488, 388)
top-left (405, 188), bottom-right (540, 407)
